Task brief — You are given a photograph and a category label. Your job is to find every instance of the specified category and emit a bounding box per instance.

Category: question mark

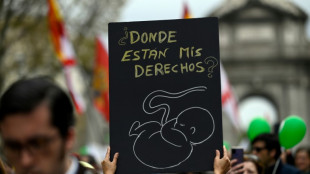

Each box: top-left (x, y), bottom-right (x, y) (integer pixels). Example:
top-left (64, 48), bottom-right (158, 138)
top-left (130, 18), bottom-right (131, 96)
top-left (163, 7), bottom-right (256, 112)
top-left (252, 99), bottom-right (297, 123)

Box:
top-left (118, 27), bottom-right (128, 46)
top-left (204, 56), bottom-right (218, 78)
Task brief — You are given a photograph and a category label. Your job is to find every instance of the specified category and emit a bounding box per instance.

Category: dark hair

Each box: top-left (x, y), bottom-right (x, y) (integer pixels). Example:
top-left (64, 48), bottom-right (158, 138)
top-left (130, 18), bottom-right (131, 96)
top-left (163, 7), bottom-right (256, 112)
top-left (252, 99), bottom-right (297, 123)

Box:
top-left (0, 76), bottom-right (75, 138)
top-left (250, 159), bottom-right (265, 174)
top-left (85, 154), bottom-right (97, 167)
top-left (244, 154), bottom-right (265, 174)
top-left (251, 133), bottom-right (281, 160)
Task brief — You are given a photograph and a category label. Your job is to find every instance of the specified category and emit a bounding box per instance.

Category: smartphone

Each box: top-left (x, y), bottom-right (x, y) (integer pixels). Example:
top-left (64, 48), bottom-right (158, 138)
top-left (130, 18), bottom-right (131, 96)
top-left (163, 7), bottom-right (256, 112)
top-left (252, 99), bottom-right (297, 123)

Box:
top-left (231, 147), bottom-right (244, 166)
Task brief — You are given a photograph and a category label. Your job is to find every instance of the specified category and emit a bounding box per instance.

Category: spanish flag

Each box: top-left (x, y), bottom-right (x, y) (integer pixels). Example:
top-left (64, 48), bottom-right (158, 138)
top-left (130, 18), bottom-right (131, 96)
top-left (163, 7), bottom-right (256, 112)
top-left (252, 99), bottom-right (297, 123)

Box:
top-left (47, 0), bottom-right (85, 114)
top-left (92, 36), bottom-right (110, 122)
top-left (47, 0), bottom-right (76, 66)
top-left (183, 2), bottom-right (192, 19)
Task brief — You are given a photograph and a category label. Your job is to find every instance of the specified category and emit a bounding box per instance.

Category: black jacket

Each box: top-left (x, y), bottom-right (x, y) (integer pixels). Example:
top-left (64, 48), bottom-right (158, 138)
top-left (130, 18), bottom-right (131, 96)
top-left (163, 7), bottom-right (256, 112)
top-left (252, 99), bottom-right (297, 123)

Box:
top-left (265, 160), bottom-right (301, 174)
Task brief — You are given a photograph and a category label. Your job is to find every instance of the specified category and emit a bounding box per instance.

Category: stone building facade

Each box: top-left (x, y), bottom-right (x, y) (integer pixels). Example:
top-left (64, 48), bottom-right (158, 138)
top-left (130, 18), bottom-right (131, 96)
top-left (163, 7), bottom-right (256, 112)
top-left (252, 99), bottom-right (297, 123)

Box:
top-left (210, 0), bottom-right (310, 148)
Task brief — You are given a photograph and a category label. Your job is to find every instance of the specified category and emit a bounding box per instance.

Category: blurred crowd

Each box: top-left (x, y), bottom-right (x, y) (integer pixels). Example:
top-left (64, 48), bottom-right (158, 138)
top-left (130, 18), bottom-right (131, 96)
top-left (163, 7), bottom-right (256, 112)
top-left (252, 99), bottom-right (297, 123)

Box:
top-left (0, 77), bottom-right (309, 174)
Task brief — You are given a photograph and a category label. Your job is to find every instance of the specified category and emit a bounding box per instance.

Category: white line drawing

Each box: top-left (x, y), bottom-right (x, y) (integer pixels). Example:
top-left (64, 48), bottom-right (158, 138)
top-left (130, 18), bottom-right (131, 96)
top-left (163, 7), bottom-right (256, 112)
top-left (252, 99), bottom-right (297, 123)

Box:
top-left (129, 86), bottom-right (215, 169)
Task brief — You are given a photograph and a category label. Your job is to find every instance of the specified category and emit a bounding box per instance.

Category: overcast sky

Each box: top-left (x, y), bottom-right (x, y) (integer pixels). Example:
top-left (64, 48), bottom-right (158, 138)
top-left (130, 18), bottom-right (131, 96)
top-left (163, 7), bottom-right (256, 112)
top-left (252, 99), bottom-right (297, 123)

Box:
top-left (118, 0), bottom-right (310, 39)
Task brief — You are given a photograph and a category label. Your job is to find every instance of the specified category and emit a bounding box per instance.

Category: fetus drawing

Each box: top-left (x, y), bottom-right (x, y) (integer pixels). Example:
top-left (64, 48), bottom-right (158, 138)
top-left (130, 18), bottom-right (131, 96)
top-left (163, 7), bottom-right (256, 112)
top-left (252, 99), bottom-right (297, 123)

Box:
top-left (129, 86), bottom-right (215, 169)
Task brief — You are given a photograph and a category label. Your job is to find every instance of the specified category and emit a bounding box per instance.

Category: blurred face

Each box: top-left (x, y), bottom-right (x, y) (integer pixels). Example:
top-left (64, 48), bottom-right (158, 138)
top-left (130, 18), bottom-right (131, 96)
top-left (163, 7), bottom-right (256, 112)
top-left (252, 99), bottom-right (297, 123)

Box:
top-left (295, 150), bottom-right (310, 172)
top-left (243, 161), bottom-right (258, 174)
top-left (251, 141), bottom-right (273, 166)
top-left (0, 103), bottom-right (74, 174)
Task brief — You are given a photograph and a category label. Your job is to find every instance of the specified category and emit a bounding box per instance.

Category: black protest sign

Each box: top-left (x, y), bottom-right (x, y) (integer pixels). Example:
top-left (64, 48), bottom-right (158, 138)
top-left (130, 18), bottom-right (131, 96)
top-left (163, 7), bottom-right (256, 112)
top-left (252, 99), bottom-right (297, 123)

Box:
top-left (108, 17), bottom-right (222, 174)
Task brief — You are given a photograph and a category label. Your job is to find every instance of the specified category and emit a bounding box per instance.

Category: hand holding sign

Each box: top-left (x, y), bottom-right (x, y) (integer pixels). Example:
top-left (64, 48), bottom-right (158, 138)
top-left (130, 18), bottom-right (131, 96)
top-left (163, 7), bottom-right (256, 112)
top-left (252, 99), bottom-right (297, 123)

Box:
top-left (214, 146), bottom-right (231, 174)
top-left (101, 147), bottom-right (119, 174)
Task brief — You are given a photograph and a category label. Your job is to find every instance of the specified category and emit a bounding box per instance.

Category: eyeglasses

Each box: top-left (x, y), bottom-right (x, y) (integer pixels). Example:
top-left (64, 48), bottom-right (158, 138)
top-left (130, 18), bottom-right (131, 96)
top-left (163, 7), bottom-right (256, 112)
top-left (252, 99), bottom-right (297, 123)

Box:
top-left (252, 146), bottom-right (267, 153)
top-left (2, 134), bottom-right (59, 158)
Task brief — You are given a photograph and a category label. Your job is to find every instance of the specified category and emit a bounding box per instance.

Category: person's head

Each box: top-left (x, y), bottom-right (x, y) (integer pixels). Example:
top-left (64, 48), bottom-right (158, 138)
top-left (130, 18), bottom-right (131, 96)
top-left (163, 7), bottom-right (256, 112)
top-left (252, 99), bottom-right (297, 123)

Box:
top-left (243, 155), bottom-right (265, 174)
top-left (251, 133), bottom-right (281, 167)
top-left (294, 146), bottom-right (310, 172)
top-left (0, 76), bottom-right (76, 174)
top-left (280, 149), bottom-right (295, 166)
top-left (243, 161), bottom-right (259, 174)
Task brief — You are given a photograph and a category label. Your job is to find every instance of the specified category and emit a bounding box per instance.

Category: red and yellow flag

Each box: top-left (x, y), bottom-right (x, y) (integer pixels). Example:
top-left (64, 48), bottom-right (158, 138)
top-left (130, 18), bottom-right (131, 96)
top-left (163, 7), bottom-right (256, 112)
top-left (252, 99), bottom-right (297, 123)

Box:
top-left (183, 2), bottom-right (192, 19)
top-left (47, 0), bottom-right (75, 66)
top-left (93, 36), bottom-right (110, 122)
top-left (47, 0), bottom-right (85, 115)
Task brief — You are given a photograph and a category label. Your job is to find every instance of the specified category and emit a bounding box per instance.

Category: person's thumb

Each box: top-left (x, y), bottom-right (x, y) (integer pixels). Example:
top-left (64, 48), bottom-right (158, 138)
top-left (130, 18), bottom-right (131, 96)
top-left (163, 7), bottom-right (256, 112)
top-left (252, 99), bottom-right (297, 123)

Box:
top-left (215, 150), bottom-right (220, 159)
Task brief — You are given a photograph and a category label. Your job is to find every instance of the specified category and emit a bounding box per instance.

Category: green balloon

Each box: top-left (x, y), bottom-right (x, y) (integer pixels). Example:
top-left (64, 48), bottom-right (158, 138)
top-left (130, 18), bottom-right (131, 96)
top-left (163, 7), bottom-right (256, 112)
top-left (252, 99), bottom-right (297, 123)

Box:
top-left (247, 117), bottom-right (271, 141)
top-left (279, 115), bottom-right (307, 149)
top-left (223, 141), bottom-right (231, 151)
top-left (79, 146), bottom-right (88, 155)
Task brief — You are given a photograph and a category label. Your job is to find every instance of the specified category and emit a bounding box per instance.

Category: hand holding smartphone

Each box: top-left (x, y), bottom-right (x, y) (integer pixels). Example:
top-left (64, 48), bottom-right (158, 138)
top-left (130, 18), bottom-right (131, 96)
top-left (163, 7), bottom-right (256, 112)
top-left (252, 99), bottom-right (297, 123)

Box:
top-left (231, 147), bottom-right (244, 166)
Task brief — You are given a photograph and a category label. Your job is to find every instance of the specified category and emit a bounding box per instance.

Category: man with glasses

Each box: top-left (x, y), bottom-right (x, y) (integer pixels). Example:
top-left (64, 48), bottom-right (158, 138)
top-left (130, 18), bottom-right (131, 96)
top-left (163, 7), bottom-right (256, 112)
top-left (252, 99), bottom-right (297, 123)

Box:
top-left (0, 77), bottom-right (118, 174)
top-left (251, 133), bottom-right (300, 174)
